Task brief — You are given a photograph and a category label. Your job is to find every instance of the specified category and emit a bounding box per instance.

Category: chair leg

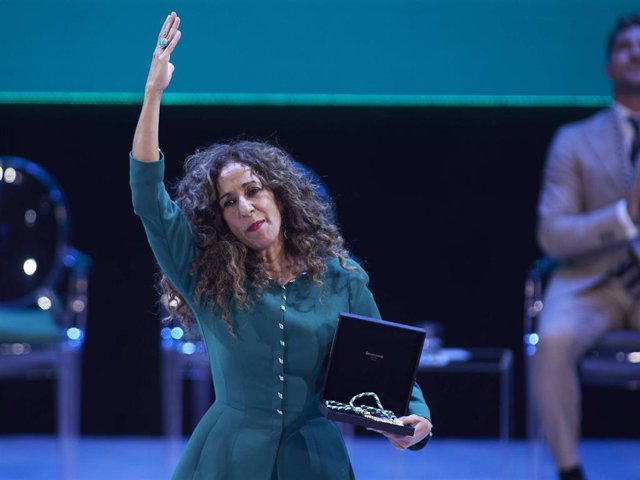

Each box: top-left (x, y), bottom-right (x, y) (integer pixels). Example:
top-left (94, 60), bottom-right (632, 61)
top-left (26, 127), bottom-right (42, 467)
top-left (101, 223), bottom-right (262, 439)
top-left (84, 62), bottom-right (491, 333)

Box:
top-left (525, 352), bottom-right (545, 480)
top-left (189, 375), bottom-right (212, 429)
top-left (162, 347), bottom-right (183, 439)
top-left (57, 345), bottom-right (81, 438)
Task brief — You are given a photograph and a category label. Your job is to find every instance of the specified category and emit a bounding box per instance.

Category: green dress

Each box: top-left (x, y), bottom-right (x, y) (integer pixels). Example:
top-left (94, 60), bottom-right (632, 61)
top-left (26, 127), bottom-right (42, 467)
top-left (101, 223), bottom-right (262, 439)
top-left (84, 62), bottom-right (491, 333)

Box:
top-left (130, 155), bottom-right (431, 480)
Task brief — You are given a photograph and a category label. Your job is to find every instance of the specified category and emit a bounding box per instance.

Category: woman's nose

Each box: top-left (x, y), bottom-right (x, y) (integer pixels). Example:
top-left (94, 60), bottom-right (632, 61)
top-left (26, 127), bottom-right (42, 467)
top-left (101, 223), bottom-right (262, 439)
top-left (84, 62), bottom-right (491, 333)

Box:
top-left (238, 197), bottom-right (254, 216)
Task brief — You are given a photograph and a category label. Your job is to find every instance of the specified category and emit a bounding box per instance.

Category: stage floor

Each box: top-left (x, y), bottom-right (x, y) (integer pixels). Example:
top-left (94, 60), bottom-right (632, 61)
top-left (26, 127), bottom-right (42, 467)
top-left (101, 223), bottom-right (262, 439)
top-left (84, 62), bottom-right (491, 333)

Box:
top-left (1, 435), bottom-right (639, 480)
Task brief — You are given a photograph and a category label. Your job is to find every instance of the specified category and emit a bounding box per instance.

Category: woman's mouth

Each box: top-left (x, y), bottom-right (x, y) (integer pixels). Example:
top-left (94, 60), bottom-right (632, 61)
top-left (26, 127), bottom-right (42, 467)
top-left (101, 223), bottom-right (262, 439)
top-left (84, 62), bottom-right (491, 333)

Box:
top-left (247, 220), bottom-right (265, 232)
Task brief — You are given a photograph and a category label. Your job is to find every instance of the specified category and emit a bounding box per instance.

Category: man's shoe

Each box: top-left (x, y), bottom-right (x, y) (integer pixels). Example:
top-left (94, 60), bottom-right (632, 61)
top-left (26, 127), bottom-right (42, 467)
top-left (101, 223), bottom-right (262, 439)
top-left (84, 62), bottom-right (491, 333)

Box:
top-left (559, 465), bottom-right (585, 480)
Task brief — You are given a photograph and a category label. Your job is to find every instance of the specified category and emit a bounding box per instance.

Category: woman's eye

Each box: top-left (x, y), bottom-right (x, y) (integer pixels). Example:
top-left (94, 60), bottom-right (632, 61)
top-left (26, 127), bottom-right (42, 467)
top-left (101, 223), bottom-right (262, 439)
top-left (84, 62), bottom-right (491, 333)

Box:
top-left (222, 199), bottom-right (235, 208)
top-left (248, 187), bottom-right (262, 196)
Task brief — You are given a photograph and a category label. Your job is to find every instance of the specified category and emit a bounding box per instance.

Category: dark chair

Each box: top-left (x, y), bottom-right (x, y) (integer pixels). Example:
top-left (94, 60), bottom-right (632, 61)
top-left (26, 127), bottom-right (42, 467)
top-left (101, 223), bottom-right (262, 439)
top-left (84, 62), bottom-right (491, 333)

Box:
top-left (523, 256), bottom-right (640, 477)
top-left (0, 156), bottom-right (92, 438)
top-left (159, 300), bottom-right (212, 439)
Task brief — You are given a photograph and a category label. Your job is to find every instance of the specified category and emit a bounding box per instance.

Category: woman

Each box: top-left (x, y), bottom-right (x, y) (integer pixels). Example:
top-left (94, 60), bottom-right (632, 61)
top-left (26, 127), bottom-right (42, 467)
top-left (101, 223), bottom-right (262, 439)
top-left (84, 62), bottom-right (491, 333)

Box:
top-left (130, 12), bottom-right (432, 480)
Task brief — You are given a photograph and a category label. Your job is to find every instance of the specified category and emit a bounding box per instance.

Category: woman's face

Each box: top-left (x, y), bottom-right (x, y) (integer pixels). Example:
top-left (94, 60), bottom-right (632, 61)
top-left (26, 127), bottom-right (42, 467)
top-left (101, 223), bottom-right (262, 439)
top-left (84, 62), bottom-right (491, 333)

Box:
top-left (217, 162), bottom-right (283, 253)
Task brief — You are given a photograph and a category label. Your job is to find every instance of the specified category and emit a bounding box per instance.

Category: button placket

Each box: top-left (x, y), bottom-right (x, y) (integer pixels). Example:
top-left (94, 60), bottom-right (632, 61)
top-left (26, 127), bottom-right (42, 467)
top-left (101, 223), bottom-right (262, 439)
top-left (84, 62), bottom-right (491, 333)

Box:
top-left (276, 284), bottom-right (287, 414)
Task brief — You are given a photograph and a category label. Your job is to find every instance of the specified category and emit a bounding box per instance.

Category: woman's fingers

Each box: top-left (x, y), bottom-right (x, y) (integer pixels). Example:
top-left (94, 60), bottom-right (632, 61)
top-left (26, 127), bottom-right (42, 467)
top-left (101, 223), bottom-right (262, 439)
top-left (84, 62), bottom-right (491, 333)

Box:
top-left (163, 28), bottom-right (182, 56)
top-left (145, 13), bottom-right (182, 93)
top-left (368, 415), bottom-right (433, 450)
top-left (158, 12), bottom-right (176, 43)
top-left (156, 12), bottom-right (181, 53)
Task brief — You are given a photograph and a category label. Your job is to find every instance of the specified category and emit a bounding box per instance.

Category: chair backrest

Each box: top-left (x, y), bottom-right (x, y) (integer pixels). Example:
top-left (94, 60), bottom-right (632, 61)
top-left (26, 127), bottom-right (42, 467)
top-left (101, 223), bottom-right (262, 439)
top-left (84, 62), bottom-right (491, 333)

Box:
top-left (0, 156), bottom-right (91, 345)
top-left (0, 157), bottom-right (69, 307)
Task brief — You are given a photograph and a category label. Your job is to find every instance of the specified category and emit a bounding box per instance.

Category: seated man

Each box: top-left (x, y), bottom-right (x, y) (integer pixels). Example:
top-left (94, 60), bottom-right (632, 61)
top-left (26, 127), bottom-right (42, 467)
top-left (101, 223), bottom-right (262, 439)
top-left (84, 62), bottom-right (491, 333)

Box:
top-left (534, 13), bottom-right (640, 480)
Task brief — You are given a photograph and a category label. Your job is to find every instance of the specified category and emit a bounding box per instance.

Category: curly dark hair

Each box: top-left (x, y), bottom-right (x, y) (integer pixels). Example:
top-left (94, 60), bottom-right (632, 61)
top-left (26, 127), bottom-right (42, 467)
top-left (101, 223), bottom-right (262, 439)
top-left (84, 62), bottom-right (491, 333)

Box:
top-left (160, 140), bottom-right (351, 334)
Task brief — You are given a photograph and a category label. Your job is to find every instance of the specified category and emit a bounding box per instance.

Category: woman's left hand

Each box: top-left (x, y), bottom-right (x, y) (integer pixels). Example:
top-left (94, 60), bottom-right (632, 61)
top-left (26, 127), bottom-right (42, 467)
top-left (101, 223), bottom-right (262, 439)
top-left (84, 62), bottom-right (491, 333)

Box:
top-left (369, 415), bottom-right (433, 450)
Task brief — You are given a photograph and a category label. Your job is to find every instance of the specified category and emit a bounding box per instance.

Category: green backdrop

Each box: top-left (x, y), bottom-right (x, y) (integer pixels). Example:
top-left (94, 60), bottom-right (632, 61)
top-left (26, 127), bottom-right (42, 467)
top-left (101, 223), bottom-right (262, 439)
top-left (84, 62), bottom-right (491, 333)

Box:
top-left (3, 0), bottom-right (639, 105)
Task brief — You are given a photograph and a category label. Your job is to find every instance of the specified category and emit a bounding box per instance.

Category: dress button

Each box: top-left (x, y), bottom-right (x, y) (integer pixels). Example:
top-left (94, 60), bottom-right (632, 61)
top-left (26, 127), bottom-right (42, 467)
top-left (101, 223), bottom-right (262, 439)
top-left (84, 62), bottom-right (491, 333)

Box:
top-left (280, 340), bottom-right (285, 347)
top-left (279, 357), bottom-right (284, 364)
top-left (277, 409), bottom-right (283, 415)
top-left (280, 305), bottom-right (286, 311)
top-left (279, 323), bottom-right (284, 330)
top-left (283, 295), bottom-right (287, 301)
top-left (278, 392), bottom-right (283, 399)
top-left (279, 375), bottom-right (284, 381)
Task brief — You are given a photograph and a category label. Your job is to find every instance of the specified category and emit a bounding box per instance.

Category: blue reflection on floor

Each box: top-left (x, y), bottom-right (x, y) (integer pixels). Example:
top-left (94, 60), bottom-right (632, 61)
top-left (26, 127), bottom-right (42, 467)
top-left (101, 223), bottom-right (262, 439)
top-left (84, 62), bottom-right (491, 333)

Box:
top-left (1, 436), bottom-right (639, 479)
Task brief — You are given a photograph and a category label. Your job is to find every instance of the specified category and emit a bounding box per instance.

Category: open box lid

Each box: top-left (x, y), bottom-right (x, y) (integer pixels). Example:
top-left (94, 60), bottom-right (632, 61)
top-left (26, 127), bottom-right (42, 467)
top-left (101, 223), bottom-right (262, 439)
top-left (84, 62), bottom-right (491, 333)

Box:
top-left (319, 312), bottom-right (426, 435)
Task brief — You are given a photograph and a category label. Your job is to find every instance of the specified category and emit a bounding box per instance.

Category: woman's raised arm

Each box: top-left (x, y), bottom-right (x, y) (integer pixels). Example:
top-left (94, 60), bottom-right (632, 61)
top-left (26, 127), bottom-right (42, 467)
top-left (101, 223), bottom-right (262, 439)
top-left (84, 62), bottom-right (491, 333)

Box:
top-left (132, 12), bottom-right (182, 162)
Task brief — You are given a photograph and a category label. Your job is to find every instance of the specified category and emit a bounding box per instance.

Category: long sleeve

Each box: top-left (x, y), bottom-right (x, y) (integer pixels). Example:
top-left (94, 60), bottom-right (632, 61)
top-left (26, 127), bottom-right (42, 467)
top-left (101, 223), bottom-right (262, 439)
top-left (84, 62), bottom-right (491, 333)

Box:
top-left (407, 382), bottom-right (431, 450)
top-left (346, 260), bottom-right (381, 319)
top-left (537, 123), bottom-right (630, 260)
top-left (130, 152), bottom-right (198, 301)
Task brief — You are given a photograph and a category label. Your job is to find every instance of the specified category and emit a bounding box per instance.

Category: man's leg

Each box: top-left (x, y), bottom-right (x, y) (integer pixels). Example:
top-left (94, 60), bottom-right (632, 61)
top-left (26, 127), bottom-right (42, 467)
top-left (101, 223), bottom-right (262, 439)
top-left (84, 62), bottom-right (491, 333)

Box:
top-left (532, 282), bottom-right (626, 471)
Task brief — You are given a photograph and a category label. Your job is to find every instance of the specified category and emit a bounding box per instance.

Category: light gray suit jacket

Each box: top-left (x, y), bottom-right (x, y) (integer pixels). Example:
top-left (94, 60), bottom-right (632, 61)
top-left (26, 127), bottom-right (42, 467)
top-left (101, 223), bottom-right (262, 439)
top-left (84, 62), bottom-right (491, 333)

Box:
top-left (537, 107), bottom-right (635, 300)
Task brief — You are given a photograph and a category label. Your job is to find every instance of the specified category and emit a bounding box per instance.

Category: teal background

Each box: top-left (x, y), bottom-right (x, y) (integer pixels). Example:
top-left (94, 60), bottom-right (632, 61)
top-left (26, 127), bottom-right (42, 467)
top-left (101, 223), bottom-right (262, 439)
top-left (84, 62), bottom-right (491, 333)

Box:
top-left (3, 0), bottom-right (640, 439)
top-left (2, 0), bottom-right (639, 104)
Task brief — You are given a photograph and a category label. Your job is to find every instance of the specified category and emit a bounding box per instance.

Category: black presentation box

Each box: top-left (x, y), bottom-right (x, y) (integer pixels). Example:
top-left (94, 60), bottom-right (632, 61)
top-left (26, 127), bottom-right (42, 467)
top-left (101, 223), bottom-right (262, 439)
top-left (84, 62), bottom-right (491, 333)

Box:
top-left (320, 312), bottom-right (426, 436)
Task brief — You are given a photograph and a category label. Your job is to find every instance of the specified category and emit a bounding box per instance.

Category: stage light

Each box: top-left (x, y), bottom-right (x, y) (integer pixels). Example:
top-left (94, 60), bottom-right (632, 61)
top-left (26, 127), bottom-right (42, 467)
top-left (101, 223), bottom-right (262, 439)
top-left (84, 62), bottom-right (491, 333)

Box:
top-left (180, 342), bottom-right (196, 355)
top-left (10, 343), bottom-right (31, 355)
top-left (171, 327), bottom-right (184, 340)
top-left (4, 167), bottom-right (16, 183)
top-left (24, 209), bottom-right (37, 226)
top-left (71, 298), bottom-right (86, 313)
top-left (66, 327), bottom-right (83, 341)
top-left (37, 296), bottom-right (52, 310)
top-left (160, 327), bottom-right (172, 340)
top-left (23, 258), bottom-right (37, 275)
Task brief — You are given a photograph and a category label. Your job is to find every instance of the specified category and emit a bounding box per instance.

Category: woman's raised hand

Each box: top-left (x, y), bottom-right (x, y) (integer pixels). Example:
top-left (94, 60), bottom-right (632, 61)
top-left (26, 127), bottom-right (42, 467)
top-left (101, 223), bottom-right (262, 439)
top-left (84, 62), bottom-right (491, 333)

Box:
top-left (131, 12), bottom-right (181, 161)
top-left (145, 12), bottom-right (182, 95)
